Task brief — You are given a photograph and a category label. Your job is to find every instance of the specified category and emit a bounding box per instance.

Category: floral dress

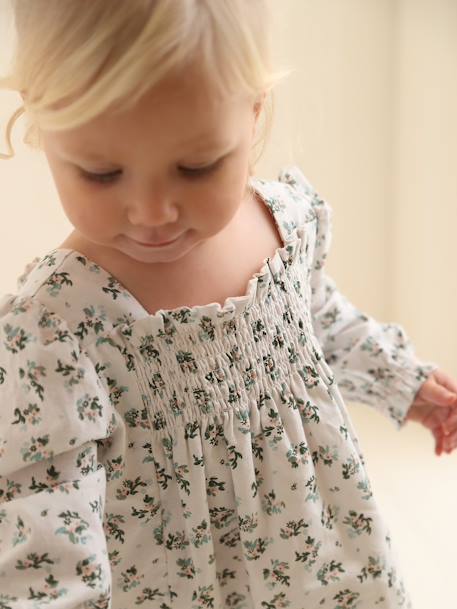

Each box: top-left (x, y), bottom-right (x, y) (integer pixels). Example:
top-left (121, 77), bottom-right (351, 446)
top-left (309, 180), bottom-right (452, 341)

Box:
top-left (0, 166), bottom-right (436, 609)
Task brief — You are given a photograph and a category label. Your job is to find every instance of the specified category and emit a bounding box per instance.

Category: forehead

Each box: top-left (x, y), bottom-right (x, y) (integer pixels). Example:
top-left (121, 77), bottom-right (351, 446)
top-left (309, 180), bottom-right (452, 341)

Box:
top-left (46, 72), bottom-right (250, 159)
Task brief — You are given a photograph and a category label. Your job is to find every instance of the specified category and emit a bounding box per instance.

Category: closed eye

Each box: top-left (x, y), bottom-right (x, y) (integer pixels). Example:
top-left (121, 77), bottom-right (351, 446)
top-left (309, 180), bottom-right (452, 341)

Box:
top-left (80, 169), bottom-right (121, 184)
top-left (178, 159), bottom-right (223, 178)
top-left (79, 157), bottom-right (224, 185)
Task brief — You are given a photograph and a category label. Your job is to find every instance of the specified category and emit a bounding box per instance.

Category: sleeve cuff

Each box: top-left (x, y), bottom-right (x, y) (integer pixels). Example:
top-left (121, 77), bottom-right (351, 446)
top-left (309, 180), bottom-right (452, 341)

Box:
top-left (337, 357), bottom-right (439, 430)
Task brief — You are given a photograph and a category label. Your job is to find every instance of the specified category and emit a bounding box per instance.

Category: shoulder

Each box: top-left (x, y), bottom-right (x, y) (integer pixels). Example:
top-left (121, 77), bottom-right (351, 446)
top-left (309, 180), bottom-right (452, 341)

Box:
top-left (278, 166), bottom-right (332, 222)
top-left (0, 293), bottom-right (115, 477)
top-left (253, 165), bottom-right (333, 250)
top-left (276, 166), bottom-right (334, 267)
top-left (8, 249), bottom-right (144, 347)
top-left (0, 292), bottom-right (100, 398)
top-left (11, 250), bottom-right (100, 345)
top-left (0, 293), bottom-right (77, 362)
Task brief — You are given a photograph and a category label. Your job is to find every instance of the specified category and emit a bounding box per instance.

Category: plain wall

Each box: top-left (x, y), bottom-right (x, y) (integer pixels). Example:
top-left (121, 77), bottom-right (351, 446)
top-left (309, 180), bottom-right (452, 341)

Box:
top-left (1, 1), bottom-right (456, 607)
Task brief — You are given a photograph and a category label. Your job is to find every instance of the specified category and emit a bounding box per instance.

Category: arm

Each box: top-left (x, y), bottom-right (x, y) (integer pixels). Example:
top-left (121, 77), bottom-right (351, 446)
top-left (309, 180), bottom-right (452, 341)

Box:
top-left (0, 295), bottom-right (117, 607)
top-left (282, 167), bottom-right (438, 430)
top-left (311, 266), bottom-right (437, 429)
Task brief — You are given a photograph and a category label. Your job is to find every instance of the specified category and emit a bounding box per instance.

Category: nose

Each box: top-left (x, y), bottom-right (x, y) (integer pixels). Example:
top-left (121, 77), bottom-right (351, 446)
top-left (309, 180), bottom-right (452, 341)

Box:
top-left (127, 180), bottom-right (179, 227)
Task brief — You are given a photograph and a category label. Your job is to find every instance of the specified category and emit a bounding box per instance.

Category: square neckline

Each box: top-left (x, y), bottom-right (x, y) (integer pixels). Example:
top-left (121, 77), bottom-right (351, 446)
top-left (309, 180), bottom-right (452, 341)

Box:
top-left (47, 177), bottom-right (297, 319)
top-left (18, 172), bottom-right (306, 325)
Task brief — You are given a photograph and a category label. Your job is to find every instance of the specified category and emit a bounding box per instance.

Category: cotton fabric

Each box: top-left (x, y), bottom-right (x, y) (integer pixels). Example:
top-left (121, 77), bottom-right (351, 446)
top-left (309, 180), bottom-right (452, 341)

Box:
top-left (0, 167), bottom-right (436, 608)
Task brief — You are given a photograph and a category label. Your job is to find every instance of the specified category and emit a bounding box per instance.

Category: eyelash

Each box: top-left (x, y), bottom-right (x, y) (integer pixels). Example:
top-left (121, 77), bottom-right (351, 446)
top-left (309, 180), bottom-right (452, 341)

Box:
top-left (80, 161), bottom-right (222, 185)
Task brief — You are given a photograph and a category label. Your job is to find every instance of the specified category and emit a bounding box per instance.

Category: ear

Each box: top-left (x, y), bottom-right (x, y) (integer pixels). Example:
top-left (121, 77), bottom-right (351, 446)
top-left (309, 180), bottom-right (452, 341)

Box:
top-left (252, 92), bottom-right (266, 139)
top-left (253, 92), bottom-right (266, 122)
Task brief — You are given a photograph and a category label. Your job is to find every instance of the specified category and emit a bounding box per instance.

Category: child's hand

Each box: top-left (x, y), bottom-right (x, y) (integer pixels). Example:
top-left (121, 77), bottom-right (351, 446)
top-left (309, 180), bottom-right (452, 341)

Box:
top-left (405, 369), bottom-right (457, 456)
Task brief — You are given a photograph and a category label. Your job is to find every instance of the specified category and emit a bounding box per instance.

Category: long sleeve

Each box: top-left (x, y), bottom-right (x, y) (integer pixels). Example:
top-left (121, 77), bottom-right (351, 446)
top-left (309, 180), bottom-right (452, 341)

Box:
top-left (0, 294), bottom-right (119, 607)
top-left (284, 167), bottom-right (438, 430)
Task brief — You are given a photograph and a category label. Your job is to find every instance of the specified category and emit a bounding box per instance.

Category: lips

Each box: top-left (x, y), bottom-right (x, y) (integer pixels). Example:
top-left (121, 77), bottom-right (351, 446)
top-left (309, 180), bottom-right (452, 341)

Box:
top-left (138, 239), bottom-right (174, 246)
top-left (132, 234), bottom-right (182, 247)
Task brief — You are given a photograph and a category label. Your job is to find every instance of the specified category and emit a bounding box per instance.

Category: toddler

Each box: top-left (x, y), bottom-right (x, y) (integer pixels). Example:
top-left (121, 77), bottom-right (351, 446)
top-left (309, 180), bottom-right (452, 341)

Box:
top-left (1, 2), bottom-right (456, 608)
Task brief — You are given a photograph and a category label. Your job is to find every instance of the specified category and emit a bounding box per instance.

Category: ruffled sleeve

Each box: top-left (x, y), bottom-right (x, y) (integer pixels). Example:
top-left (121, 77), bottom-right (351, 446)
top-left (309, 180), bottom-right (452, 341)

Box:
top-left (283, 166), bottom-right (438, 429)
top-left (0, 294), bottom-right (117, 607)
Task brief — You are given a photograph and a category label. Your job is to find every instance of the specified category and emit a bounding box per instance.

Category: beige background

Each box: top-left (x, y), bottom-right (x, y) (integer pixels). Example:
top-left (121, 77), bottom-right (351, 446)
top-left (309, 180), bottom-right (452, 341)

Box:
top-left (1, 1), bottom-right (456, 607)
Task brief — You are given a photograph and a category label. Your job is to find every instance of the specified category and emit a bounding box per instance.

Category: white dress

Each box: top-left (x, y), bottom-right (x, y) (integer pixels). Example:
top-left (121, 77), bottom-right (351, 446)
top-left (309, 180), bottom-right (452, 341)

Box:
top-left (0, 166), bottom-right (436, 609)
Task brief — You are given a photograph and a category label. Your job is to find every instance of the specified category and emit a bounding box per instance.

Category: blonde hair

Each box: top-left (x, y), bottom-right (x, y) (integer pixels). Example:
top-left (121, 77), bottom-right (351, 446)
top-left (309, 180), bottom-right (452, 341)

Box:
top-left (0, 0), bottom-right (290, 167)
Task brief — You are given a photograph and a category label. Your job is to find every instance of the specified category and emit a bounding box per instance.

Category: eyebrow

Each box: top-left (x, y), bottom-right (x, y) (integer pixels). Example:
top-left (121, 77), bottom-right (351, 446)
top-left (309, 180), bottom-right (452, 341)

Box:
top-left (64, 140), bottom-right (232, 166)
top-left (60, 150), bottom-right (115, 166)
top-left (67, 150), bottom-right (115, 162)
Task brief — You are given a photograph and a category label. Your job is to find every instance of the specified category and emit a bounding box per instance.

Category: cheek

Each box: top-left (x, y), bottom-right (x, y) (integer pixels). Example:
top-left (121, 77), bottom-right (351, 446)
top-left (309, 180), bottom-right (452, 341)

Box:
top-left (44, 153), bottom-right (123, 236)
top-left (190, 186), bottom-right (245, 233)
top-left (205, 156), bottom-right (250, 204)
top-left (57, 181), bottom-right (119, 235)
top-left (45, 163), bottom-right (90, 226)
top-left (193, 163), bottom-right (249, 223)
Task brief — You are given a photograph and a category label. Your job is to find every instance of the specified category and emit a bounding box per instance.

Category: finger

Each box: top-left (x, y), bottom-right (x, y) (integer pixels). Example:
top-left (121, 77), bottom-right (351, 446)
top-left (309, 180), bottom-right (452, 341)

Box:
top-left (435, 430), bottom-right (444, 456)
top-left (442, 437), bottom-right (453, 454)
top-left (442, 408), bottom-right (457, 433)
top-left (436, 425), bottom-right (457, 456)
top-left (435, 426), bottom-right (449, 456)
top-left (433, 370), bottom-right (457, 400)
top-left (443, 429), bottom-right (457, 454)
top-left (419, 379), bottom-right (457, 406)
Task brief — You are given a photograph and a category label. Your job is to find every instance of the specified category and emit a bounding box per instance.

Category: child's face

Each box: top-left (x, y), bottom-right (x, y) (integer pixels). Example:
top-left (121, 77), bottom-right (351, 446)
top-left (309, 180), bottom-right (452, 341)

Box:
top-left (40, 65), bottom-right (261, 267)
